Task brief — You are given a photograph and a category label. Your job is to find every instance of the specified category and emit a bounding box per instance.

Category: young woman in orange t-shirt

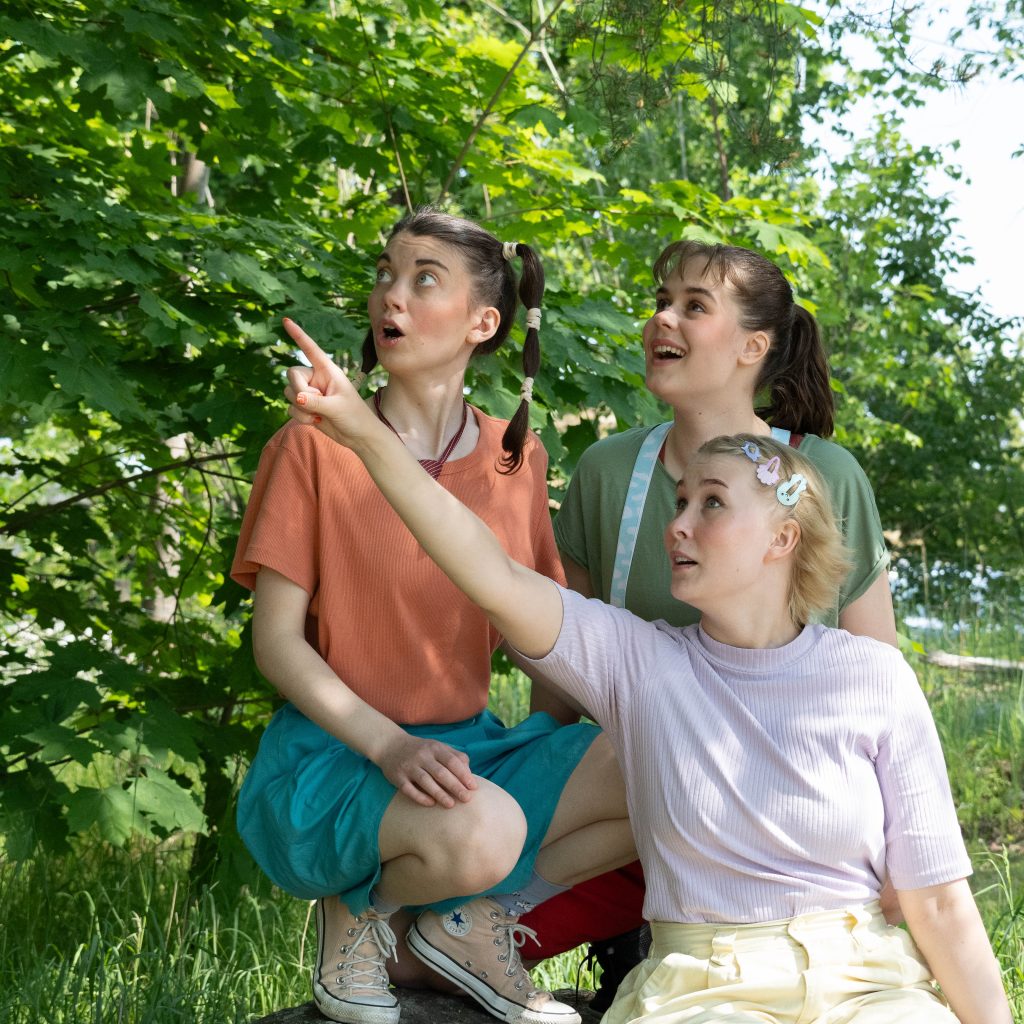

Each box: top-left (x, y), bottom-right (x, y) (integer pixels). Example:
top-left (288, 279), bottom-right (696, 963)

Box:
top-left (231, 208), bottom-right (632, 1024)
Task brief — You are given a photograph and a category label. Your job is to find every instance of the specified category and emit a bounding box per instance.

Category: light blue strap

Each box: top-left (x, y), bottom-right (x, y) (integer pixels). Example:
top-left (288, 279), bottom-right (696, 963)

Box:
top-left (770, 426), bottom-right (792, 445)
top-left (609, 421), bottom-right (673, 608)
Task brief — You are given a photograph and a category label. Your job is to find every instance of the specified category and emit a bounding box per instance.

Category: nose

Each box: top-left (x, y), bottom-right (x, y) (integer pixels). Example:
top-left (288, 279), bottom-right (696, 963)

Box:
top-left (380, 278), bottom-right (407, 312)
top-left (652, 302), bottom-right (679, 328)
top-left (665, 506), bottom-right (692, 543)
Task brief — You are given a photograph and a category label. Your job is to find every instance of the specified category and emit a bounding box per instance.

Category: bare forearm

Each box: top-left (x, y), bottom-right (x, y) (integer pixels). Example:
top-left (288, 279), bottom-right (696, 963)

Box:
top-left (900, 880), bottom-right (1011, 1024)
top-left (253, 623), bottom-right (403, 762)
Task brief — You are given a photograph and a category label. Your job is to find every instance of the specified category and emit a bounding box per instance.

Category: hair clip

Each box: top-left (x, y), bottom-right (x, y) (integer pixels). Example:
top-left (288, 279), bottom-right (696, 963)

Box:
top-left (742, 441), bottom-right (762, 463)
top-left (776, 473), bottom-right (808, 507)
top-left (756, 455), bottom-right (781, 486)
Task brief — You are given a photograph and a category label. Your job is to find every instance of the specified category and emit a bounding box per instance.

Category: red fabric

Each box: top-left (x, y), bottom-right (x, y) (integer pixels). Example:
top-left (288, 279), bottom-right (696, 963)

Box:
top-left (522, 861), bottom-right (646, 958)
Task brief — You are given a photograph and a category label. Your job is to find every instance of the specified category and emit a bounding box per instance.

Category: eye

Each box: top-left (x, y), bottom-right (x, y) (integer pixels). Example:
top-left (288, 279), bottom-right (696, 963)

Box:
top-left (704, 494), bottom-right (723, 509)
top-left (687, 299), bottom-right (706, 313)
top-left (674, 496), bottom-right (687, 512)
top-left (416, 270), bottom-right (438, 287)
top-left (374, 266), bottom-right (392, 284)
top-left (654, 296), bottom-right (670, 312)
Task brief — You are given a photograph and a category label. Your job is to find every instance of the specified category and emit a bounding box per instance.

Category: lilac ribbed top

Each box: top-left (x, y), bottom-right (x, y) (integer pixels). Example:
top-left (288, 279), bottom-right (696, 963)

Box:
top-left (521, 588), bottom-right (972, 924)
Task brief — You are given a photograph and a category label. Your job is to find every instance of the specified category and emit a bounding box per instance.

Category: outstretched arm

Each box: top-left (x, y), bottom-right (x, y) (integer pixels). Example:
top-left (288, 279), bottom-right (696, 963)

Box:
top-left (282, 319), bottom-right (564, 659)
top-left (899, 879), bottom-right (1011, 1024)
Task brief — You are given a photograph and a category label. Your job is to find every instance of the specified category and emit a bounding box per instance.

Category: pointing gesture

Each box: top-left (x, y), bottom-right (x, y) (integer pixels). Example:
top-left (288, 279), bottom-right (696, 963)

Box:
top-left (281, 318), bottom-right (375, 447)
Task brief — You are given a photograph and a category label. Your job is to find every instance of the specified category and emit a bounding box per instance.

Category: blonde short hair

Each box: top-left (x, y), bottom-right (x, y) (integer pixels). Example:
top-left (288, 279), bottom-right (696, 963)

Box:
top-left (695, 434), bottom-right (852, 626)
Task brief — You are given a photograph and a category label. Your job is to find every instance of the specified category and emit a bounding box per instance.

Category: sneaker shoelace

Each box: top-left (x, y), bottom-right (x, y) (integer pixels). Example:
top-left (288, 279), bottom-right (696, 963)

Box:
top-left (491, 917), bottom-right (542, 990)
top-left (336, 914), bottom-right (399, 992)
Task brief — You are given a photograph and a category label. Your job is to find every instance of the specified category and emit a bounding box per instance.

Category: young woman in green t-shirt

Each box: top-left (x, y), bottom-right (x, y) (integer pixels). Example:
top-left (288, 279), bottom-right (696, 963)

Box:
top-left (522, 240), bottom-right (900, 1000)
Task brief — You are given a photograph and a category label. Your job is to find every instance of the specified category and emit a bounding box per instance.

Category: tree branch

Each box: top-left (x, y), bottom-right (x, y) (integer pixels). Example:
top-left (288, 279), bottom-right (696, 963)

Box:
top-left (439, 0), bottom-right (568, 200)
top-left (353, 0), bottom-right (413, 213)
top-left (0, 452), bottom-right (238, 536)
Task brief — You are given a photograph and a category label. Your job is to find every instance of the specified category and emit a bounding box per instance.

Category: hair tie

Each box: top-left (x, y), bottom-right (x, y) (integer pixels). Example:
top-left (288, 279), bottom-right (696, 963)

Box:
top-left (520, 376), bottom-right (534, 403)
top-left (525, 307), bottom-right (541, 331)
top-left (502, 241), bottom-right (519, 261)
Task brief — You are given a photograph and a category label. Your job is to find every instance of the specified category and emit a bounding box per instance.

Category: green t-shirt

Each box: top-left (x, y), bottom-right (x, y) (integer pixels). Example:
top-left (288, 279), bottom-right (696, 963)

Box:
top-left (553, 425), bottom-right (889, 628)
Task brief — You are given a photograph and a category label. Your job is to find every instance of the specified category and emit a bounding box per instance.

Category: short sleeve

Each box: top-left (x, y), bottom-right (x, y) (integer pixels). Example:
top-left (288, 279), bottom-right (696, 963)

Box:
top-left (796, 437), bottom-right (889, 616)
top-left (230, 427), bottom-right (320, 595)
top-left (514, 587), bottom-right (662, 734)
top-left (822, 445), bottom-right (889, 608)
top-left (876, 661), bottom-right (973, 889)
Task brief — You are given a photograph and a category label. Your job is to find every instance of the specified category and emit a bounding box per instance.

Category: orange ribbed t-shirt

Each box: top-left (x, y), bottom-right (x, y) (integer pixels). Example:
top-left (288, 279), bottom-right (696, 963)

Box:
top-left (231, 409), bottom-right (565, 725)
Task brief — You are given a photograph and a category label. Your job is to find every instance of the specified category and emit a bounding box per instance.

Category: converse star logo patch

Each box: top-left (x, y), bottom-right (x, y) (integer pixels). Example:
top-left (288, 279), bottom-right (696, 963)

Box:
top-left (441, 907), bottom-right (472, 938)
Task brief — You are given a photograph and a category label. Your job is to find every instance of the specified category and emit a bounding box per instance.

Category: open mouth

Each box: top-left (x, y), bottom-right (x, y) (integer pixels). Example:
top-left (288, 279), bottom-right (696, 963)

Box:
top-left (382, 325), bottom-right (403, 340)
top-left (671, 555), bottom-right (697, 567)
top-left (652, 344), bottom-right (684, 361)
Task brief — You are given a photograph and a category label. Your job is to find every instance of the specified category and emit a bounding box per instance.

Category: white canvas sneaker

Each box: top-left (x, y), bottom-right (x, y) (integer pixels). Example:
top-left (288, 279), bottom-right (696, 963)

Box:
top-left (312, 896), bottom-right (400, 1024)
top-left (407, 897), bottom-right (581, 1024)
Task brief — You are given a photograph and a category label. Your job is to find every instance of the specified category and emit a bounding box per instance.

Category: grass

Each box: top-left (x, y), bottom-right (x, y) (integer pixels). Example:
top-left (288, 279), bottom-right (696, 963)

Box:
top-left (2, 603), bottom-right (1022, 1022)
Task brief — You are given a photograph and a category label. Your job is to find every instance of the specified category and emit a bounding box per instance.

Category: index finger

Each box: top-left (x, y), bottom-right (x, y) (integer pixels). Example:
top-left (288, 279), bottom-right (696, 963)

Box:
top-left (282, 318), bottom-right (335, 375)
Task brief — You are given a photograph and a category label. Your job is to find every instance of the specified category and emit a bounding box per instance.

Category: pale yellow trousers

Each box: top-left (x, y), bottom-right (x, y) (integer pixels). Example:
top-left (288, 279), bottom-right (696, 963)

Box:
top-left (602, 903), bottom-right (959, 1024)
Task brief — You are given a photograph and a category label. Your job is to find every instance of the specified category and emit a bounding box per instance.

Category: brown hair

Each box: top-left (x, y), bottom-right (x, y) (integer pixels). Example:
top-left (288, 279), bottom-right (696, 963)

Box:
top-left (696, 433), bottom-right (852, 625)
top-left (360, 207), bottom-right (544, 473)
top-left (653, 240), bottom-right (834, 437)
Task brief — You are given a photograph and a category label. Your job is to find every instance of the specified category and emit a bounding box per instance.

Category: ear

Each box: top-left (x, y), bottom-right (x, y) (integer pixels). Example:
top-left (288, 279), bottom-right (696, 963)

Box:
top-left (765, 519), bottom-right (800, 563)
top-left (466, 305), bottom-right (501, 347)
top-left (739, 330), bottom-right (770, 367)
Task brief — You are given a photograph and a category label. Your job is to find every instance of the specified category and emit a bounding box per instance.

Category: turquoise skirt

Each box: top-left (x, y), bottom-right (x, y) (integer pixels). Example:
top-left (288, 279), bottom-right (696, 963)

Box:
top-left (237, 704), bottom-right (598, 913)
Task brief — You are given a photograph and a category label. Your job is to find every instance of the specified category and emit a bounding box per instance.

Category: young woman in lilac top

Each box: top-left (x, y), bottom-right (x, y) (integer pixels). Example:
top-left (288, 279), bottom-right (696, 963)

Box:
top-left (283, 324), bottom-right (1009, 1024)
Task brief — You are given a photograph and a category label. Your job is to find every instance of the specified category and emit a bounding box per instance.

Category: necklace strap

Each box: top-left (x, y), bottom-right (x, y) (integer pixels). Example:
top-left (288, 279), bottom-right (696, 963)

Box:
top-left (373, 391), bottom-right (469, 480)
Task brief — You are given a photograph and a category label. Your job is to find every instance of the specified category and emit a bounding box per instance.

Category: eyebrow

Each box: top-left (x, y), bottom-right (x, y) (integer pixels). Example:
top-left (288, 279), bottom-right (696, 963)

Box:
top-left (376, 252), bottom-right (450, 272)
top-left (656, 284), bottom-right (716, 300)
top-left (675, 477), bottom-right (730, 490)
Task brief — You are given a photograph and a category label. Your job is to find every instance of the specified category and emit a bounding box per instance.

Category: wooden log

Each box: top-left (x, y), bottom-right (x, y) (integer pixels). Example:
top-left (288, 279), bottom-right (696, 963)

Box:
top-left (251, 989), bottom-right (601, 1024)
top-left (925, 651), bottom-right (1024, 675)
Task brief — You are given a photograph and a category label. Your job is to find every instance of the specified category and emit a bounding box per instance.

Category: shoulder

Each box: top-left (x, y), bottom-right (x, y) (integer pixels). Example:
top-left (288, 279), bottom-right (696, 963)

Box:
top-left (797, 435), bottom-right (868, 476)
top-left (811, 624), bottom-right (909, 674)
top-left (470, 406), bottom-right (549, 472)
top-left (258, 420), bottom-right (365, 481)
top-left (574, 424), bottom-right (663, 475)
top-left (796, 435), bottom-right (873, 489)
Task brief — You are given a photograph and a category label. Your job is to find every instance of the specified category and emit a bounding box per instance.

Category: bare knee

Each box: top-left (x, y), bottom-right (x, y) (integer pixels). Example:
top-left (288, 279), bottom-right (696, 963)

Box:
top-left (435, 777), bottom-right (527, 892)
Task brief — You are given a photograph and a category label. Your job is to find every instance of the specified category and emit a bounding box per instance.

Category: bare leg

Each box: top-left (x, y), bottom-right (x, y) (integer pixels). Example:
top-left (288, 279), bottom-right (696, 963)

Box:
top-left (534, 733), bottom-right (635, 886)
top-left (376, 774), bottom-right (527, 907)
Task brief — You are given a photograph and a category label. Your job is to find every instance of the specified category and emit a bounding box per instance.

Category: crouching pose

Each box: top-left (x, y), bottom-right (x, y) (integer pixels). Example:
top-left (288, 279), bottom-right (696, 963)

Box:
top-left (233, 209), bottom-right (634, 1024)
top-left (283, 323), bottom-right (1009, 1024)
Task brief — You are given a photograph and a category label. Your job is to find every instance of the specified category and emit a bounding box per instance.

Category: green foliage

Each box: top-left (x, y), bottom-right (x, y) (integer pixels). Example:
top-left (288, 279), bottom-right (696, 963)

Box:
top-left (1, 0), bottom-right (1021, 875)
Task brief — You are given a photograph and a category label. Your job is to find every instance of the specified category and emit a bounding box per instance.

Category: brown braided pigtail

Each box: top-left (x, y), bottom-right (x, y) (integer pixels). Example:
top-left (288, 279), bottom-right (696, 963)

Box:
top-left (498, 242), bottom-right (545, 473)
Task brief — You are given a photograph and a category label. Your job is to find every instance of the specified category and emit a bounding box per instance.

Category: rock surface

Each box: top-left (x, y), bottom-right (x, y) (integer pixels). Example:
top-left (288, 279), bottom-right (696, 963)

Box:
top-left (252, 989), bottom-right (601, 1024)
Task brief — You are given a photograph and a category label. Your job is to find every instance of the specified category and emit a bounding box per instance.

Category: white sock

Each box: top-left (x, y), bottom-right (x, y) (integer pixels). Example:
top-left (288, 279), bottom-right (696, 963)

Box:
top-left (369, 888), bottom-right (401, 915)
top-left (491, 872), bottom-right (569, 917)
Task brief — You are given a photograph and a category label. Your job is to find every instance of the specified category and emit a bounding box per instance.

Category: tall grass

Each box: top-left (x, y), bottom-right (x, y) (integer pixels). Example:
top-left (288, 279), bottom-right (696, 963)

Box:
top-left (0, 847), bottom-right (312, 1024)
top-left (3, 601), bottom-right (1022, 1022)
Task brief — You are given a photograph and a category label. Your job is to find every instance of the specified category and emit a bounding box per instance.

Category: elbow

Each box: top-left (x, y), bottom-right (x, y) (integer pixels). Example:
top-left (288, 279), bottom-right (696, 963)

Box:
top-left (252, 626), bottom-right (285, 681)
